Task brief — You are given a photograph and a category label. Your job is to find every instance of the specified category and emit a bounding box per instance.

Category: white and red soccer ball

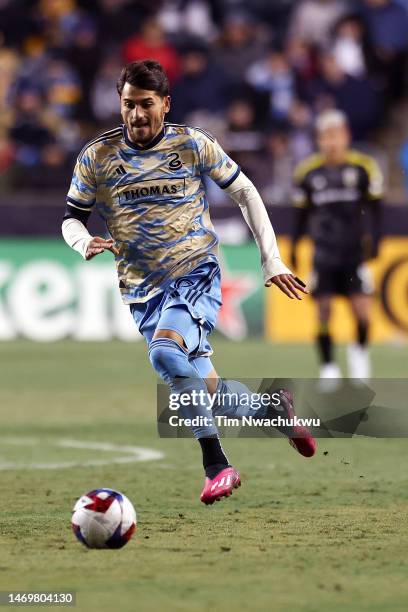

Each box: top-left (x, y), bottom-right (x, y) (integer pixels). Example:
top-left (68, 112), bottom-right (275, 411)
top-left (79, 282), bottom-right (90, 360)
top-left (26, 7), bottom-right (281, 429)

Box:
top-left (71, 488), bottom-right (136, 549)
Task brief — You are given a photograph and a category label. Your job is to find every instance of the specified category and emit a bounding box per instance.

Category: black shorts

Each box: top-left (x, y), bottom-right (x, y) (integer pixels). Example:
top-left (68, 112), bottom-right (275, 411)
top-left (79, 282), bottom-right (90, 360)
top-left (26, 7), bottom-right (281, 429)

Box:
top-left (310, 262), bottom-right (373, 297)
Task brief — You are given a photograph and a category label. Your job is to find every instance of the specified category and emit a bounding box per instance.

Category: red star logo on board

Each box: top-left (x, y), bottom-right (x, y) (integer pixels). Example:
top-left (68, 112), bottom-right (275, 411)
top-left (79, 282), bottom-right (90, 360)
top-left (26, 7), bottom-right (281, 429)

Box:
top-left (217, 257), bottom-right (258, 340)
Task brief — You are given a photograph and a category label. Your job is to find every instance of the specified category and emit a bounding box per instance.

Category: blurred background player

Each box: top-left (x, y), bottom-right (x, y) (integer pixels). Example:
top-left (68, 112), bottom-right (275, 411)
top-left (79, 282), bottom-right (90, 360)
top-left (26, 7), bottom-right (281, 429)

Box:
top-left (290, 109), bottom-right (383, 379)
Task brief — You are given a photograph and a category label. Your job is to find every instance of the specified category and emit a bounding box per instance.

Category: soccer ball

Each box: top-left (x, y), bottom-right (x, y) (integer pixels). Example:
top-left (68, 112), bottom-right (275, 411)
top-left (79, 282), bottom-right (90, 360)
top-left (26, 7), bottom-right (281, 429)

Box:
top-left (71, 488), bottom-right (137, 549)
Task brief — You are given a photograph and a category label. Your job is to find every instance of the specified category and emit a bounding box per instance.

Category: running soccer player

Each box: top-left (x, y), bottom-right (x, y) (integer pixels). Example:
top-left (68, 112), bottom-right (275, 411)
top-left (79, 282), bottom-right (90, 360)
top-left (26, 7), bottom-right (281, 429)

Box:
top-left (290, 110), bottom-right (383, 380)
top-left (62, 60), bottom-right (315, 506)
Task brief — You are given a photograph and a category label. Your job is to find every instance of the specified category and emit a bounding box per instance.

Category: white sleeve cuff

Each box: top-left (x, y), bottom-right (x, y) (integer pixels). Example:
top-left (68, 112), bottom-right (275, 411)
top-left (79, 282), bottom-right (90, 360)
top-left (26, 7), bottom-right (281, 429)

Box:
top-left (62, 218), bottom-right (92, 259)
top-left (263, 257), bottom-right (292, 280)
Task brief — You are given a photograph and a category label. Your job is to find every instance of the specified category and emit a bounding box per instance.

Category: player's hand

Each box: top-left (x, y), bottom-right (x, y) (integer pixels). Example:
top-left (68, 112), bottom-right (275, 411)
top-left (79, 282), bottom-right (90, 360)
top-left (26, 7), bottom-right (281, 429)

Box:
top-left (85, 236), bottom-right (119, 260)
top-left (265, 274), bottom-right (309, 300)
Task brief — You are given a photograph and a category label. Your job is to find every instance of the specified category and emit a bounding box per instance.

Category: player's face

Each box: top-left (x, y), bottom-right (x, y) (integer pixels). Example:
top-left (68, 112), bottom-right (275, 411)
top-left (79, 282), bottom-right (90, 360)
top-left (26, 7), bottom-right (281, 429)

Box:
top-left (317, 125), bottom-right (351, 163)
top-left (120, 82), bottom-right (170, 146)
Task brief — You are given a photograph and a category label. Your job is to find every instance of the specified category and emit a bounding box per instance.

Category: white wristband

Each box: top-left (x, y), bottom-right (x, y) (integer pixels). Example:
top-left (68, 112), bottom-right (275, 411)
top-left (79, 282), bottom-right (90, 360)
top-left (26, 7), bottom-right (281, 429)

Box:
top-left (62, 218), bottom-right (93, 260)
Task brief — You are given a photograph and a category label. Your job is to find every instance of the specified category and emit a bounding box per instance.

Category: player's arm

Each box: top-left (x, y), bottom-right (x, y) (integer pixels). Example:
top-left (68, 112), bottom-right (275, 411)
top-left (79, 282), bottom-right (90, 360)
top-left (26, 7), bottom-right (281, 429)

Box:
top-left (362, 156), bottom-right (384, 260)
top-left (364, 199), bottom-right (381, 260)
top-left (196, 128), bottom-right (307, 299)
top-left (62, 216), bottom-right (117, 260)
top-left (62, 149), bottom-right (118, 260)
top-left (223, 172), bottom-right (308, 299)
top-left (291, 208), bottom-right (310, 270)
top-left (290, 164), bottom-right (311, 270)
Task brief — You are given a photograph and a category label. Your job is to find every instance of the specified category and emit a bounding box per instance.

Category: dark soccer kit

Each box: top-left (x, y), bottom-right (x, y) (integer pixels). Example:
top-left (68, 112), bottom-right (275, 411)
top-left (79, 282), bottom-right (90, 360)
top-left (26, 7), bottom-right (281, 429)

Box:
top-left (292, 150), bottom-right (383, 296)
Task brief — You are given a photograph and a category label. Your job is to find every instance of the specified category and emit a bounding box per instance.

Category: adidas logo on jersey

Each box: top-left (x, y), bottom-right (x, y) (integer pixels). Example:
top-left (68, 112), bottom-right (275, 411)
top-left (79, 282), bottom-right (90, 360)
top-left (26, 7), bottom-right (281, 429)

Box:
top-left (115, 165), bottom-right (126, 176)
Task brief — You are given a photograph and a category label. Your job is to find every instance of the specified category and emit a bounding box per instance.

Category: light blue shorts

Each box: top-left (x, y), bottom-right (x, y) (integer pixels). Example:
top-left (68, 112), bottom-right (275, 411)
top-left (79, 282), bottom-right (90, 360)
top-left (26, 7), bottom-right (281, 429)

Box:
top-left (129, 261), bottom-right (222, 359)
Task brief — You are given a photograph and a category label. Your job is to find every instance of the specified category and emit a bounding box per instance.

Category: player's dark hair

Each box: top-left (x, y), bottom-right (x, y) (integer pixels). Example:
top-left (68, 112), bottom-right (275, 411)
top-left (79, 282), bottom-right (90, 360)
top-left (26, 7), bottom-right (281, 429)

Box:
top-left (116, 60), bottom-right (170, 97)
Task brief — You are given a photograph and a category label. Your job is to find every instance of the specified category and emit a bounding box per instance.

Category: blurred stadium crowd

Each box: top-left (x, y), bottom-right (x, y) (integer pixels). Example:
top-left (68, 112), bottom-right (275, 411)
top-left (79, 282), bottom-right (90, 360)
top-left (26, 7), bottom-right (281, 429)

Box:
top-left (1, 0), bottom-right (408, 203)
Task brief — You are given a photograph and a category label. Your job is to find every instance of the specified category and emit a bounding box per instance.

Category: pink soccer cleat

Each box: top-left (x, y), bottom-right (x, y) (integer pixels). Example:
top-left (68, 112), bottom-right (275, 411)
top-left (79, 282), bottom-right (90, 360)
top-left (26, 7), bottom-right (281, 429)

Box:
top-left (200, 466), bottom-right (241, 505)
top-left (278, 389), bottom-right (317, 458)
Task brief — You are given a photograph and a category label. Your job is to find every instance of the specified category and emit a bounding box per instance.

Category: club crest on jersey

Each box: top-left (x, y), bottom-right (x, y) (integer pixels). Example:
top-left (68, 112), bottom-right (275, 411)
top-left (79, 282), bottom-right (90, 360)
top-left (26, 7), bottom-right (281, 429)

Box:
top-left (342, 167), bottom-right (359, 187)
top-left (311, 174), bottom-right (327, 190)
top-left (166, 152), bottom-right (183, 170)
top-left (117, 177), bottom-right (186, 205)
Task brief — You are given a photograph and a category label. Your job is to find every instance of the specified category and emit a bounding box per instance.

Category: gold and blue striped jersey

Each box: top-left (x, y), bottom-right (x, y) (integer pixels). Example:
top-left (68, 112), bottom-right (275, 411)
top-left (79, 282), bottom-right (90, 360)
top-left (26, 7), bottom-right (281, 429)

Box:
top-left (66, 123), bottom-right (240, 303)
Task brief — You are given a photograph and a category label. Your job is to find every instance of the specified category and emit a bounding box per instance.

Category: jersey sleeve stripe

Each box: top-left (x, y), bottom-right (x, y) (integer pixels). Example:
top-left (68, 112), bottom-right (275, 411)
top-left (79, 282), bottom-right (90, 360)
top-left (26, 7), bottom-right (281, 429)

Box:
top-left (67, 196), bottom-right (95, 210)
top-left (219, 166), bottom-right (241, 189)
top-left (164, 122), bottom-right (188, 128)
top-left (78, 126), bottom-right (123, 161)
top-left (193, 126), bottom-right (215, 142)
top-left (346, 150), bottom-right (384, 199)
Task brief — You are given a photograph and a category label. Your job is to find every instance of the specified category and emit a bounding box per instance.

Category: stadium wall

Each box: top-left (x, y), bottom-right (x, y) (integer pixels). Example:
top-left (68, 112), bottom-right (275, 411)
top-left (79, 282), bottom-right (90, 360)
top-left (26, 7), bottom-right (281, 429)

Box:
top-left (0, 238), bottom-right (406, 343)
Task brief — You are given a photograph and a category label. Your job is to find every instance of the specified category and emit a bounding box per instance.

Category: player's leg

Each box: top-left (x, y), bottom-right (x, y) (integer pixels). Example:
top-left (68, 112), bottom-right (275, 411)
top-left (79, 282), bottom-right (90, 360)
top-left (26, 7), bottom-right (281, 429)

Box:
top-left (190, 355), bottom-right (268, 419)
top-left (190, 355), bottom-right (283, 420)
top-left (316, 295), bottom-right (341, 379)
top-left (130, 298), bottom-right (238, 504)
top-left (150, 308), bottom-right (240, 504)
top-left (131, 283), bottom-right (313, 471)
top-left (152, 318), bottom-right (269, 455)
top-left (161, 262), bottom-right (274, 423)
top-left (189, 356), bottom-right (218, 394)
top-left (190, 356), bottom-right (316, 457)
top-left (312, 265), bottom-right (341, 379)
top-left (343, 263), bottom-right (373, 378)
top-left (347, 292), bottom-right (372, 378)
top-left (149, 326), bottom-right (222, 455)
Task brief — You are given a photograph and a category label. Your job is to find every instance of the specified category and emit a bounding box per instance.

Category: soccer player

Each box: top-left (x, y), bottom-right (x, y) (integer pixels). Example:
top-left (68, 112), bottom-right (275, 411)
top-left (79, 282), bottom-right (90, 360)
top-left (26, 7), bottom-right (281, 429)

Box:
top-left (290, 110), bottom-right (383, 380)
top-left (62, 60), bottom-right (314, 506)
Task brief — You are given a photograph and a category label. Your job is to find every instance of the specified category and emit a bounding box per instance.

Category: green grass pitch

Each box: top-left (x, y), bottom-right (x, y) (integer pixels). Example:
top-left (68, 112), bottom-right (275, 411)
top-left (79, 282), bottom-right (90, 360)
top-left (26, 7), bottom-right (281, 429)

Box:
top-left (1, 340), bottom-right (408, 611)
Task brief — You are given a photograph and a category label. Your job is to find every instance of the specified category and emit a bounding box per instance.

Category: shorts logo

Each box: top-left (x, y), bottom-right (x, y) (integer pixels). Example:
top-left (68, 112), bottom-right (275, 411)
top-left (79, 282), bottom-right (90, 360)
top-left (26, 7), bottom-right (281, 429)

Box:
top-left (175, 278), bottom-right (194, 288)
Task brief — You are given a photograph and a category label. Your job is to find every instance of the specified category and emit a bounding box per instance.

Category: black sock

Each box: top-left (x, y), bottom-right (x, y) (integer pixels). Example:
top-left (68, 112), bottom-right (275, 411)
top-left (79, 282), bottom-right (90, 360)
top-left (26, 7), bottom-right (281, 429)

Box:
top-left (198, 436), bottom-right (229, 479)
top-left (357, 320), bottom-right (369, 346)
top-left (317, 324), bottom-right (333, 364)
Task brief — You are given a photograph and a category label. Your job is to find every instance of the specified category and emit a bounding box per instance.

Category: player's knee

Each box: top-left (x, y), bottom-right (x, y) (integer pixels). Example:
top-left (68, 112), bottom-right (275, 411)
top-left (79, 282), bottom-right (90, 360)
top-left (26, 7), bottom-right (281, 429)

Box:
top-left (318, 303), bottom-right (331, 323)
top-left (148, 337), bottom-right (192, 382)
top-left (153, 328), bottom-right (187, 349)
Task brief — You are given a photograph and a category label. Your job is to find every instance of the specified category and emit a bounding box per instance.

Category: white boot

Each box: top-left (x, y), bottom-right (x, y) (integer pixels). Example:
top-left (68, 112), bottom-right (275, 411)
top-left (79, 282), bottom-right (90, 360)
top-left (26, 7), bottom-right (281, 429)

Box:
top-left (319, 362), bottom-right (342, 379)
top-left (347, 344), bottom-right (371, 379)
top-left (318, 362), bottom-right (342, 392)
